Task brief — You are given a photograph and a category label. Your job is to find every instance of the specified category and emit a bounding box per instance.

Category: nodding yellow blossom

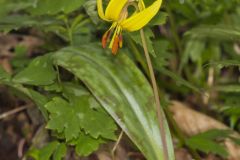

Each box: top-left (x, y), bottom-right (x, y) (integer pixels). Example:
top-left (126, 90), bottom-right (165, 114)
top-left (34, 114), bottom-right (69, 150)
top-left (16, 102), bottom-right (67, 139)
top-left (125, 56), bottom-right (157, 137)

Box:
top-left (97, 0), bottom-right (162, 54)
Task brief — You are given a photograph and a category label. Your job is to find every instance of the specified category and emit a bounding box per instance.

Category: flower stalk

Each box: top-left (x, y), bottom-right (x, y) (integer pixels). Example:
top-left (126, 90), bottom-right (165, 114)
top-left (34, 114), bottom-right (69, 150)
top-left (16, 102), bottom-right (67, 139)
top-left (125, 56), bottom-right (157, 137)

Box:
top-left (140, 29), bottom-right (169, 160)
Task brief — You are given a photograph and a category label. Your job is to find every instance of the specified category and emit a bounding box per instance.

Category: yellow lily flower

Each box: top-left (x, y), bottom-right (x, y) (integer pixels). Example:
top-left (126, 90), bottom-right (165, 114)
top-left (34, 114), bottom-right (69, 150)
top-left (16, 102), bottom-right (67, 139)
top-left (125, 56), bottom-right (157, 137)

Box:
top-left (97, 0), bottom-right (162, 54)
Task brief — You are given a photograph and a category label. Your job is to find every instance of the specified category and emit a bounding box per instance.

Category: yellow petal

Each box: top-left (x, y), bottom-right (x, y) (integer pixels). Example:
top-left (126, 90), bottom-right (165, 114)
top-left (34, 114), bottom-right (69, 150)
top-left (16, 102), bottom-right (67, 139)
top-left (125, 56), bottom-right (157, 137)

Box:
top-left (138, 0), bottom-right (145, 10)
top-left (120, 0), bottom-right (162, 32)
top-left (105, 0), bottom-right (128, 21)
top-left (97, 0), bottom-right (109, 21)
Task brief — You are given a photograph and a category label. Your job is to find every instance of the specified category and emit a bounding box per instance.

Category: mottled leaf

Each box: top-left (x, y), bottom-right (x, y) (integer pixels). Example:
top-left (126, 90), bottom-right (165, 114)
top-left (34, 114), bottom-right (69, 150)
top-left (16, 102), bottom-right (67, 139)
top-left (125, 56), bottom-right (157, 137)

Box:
top-left (53, 45), bottom-right (175, 160)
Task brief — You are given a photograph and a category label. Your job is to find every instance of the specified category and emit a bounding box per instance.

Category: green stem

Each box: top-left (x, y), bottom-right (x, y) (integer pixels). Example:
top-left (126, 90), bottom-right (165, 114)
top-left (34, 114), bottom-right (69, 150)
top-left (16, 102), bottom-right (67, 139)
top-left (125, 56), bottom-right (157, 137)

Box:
top-left (140, 29), bottom-right (169, 160)
top-left (55, 65), bottom-right (61, 84)
top-left (63, 15), bottom-right (73, 45)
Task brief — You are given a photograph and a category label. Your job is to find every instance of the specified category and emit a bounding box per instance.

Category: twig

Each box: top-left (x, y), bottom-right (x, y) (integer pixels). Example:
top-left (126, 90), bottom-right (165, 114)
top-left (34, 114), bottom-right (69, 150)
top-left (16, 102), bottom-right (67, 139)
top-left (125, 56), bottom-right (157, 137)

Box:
top-left (111, 130), bottom-right (124, 160)
top-left (140, 29), bottom-right (169, 160)
top-left (0, 103), bottom-right (33, 120)
top-left (18, 138), bottom-right (26, 158)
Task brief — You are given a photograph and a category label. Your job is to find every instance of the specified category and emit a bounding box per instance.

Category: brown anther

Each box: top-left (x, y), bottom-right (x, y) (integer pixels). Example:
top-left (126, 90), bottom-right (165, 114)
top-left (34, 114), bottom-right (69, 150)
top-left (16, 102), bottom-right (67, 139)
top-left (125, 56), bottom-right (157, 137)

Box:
top-left (112, 36), bottom-right (119, 55)
top-left (102, 30), bottom-right (111, 48)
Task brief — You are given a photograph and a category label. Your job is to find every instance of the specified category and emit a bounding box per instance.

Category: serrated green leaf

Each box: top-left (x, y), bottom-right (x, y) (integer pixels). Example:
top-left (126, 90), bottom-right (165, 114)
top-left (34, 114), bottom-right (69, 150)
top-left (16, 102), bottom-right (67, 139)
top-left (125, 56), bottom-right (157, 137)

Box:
top-left (152, 39), bottom-right (172, 67)
top-left (28, 141), bottom-right (66, 160)
top-left (71, 94), bottom-right (117, 140)
top-left (157, 68), bottom-right (201, 93)
top-left (192, 129), bottom-right (231, 140)
top-left (45, 97), bottom-right (82, 141)
top-left (74, 133), bottom-right (104, 157)
top-left (53, 143), bottom-right (67, 160)
top-left (128, 28), bottom-right (156, 57)
top-left (219, 93), bottom-right (240, 128)
top-left (152, 39), bottom-right (201, 93)
top-left (26, 148), bottom-right (39, 160)
top-left (83, 0), bottom-right (99, 24)
top-left (186, 137), bottom-right (228, 157)
top-left (186, 25), bottom-right (240, 41)
top-left (148, 12), bottom-right (168, 26)
top-left (186, 129), bottom-right (230, 158)
top-left (13, 54), bottom-right (56, 86)
top-left (205, 60), bottom-right (240, 68)
top-left (45, 95), bottom-right (117, 141)
top-left (39, 141), bottom-right (59, 160)
top-left (179, 38), bottom-right (205, 72)
top-left (216, 85), bottom-right (240, 93)
top-left (53, 45), bottom-right (175, 160)
top-left (78, 101), bottom-right (117, 140)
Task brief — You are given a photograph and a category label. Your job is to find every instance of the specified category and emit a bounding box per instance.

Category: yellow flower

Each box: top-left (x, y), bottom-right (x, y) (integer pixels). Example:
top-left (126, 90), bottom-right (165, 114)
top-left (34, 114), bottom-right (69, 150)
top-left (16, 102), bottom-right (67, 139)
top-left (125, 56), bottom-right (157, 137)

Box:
top-left (97, 0), bottom-right (162, 54)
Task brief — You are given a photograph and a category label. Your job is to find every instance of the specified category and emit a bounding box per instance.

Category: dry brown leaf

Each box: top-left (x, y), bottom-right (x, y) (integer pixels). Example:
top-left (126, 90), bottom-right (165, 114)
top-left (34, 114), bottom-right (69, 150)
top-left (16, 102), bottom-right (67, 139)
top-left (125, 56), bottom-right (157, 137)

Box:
top-left (0, 58), bottom-right (12, 73)
top-left (0, 33), bottom-right (43, 57)
top-left (0, 33), bottom-right (43, 74)
top-left (169, 100), bottom-right (240, 160)
top-left (175, 148), bottom-right (192, 160)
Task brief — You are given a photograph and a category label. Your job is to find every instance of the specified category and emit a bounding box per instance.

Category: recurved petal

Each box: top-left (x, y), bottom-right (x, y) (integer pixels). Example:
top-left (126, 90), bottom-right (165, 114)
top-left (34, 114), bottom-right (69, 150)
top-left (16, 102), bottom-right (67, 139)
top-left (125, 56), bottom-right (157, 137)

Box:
top-left (138, 0), bottom-right (146, 10)
top-left (120, 0), bottom-right (162, 32)
top-left (97, 0), bottom-right (110, 21)
top-left (105, 0), bottom-right (128, 21)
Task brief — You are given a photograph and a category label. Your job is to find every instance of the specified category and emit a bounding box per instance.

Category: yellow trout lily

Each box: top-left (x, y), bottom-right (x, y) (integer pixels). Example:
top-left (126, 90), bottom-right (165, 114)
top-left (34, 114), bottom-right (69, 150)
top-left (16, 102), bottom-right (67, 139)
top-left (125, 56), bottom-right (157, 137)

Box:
top-left (97, 0), bottom-right (162, 54)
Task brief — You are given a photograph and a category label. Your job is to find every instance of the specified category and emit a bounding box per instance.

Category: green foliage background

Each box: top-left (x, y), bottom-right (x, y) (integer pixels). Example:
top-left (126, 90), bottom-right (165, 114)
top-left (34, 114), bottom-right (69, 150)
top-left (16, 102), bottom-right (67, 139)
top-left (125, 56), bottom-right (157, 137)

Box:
top-left (0, 0), bottom-right (240, 159)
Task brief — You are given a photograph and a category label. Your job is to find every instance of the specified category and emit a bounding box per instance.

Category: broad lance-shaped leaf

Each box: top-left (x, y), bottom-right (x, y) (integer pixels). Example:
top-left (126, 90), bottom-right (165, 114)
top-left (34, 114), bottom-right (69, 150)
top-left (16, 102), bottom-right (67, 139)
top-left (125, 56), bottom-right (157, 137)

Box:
top-left (13, 54), bottom-right (56, 86)
top-left (53, 46), bottom-right (175, 160)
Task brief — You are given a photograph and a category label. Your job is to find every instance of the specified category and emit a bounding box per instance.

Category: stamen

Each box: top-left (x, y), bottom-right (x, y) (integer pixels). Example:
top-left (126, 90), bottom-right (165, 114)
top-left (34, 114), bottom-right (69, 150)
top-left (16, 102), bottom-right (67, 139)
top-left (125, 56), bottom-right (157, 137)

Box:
top-left (100, 1), bottom-right (141, 54)
top-left (102, 30), bottom-right (111, 48)
top-left (119, 34), bottom-right (123, 48)
top-left (109, 26), bottom-right (120, 48)
top-left (112, 36), bottom-right (119, 55)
